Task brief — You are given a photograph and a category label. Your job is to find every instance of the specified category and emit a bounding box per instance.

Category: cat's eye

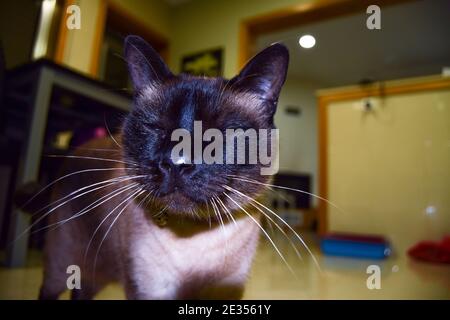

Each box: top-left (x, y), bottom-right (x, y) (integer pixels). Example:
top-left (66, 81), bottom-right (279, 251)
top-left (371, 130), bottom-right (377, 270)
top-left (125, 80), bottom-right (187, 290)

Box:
top-left (143, 123), bottom-right (166, 138)
top-left (223, 120), bottom-right (254, 132)
top-left (224, 125), bottom-right (253, 133)
top-left (144, 122), bottom-right (164, 131)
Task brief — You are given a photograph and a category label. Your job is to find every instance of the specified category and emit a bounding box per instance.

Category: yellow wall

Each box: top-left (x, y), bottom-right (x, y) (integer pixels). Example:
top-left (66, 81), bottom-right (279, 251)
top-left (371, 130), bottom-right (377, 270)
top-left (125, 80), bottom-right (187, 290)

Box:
top-left (63, 0), bottom-right (102, 74)
top-left (60, 0), bottom-right (310, 77)
top-left (170, 0), bottom-right (310, 78)
top-left (61, 0), bottom-right (171, 75)
top-left (112, 0), bottom-right (170, 38)
top-left (326, 78), bottom-right (450, 252)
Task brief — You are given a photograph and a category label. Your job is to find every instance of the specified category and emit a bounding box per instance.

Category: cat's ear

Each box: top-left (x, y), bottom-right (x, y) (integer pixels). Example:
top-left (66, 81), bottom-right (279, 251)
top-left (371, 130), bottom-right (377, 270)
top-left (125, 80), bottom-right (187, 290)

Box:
top-left (231, 43), bottom-right (289, 106)
top-left (124, 35), bottom-right (173, 91)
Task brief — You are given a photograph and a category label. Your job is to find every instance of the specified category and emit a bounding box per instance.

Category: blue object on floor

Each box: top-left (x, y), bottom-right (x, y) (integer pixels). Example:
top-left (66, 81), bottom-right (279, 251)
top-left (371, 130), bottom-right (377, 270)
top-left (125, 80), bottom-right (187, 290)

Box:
top-left (320, 233), bottom-right (391, 259)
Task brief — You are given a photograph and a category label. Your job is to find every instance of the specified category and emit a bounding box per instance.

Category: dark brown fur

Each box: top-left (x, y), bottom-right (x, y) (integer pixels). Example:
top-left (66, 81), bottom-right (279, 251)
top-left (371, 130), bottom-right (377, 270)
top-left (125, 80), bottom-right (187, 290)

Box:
top-left (38, 36), bottom-right (288, 299)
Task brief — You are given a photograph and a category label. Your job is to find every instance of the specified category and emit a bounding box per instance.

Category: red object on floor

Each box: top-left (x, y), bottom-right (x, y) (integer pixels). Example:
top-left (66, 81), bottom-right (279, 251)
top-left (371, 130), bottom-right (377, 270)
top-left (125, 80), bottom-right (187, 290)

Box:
top-left (408, 236), bottom-right (450, 264)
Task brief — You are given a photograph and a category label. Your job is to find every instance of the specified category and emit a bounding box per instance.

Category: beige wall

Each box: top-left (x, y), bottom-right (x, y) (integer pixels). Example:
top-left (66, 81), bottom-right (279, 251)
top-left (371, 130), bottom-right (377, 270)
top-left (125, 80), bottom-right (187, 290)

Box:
top-left (276, 77), bottom-right (320, 203)
top-left (326, 79), bottom-right (450, 252)
top-left (59, 0), bottom-right (307, 75)
top-left (60, 0), bottom-right (309, 77)
top-left (61, 0), bottom-right (171, 75)
top-left (112, 0), bottom-right (170, 37)
top-left (170, 0), bottom-right (310, 78)
top-left (63, 0), bottom-right (102, 74)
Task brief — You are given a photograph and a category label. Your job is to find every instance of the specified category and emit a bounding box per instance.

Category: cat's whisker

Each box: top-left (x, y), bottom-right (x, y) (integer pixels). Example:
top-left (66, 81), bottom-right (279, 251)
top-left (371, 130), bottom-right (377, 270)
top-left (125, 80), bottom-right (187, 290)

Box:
top-left (193, 208), bottom-right (201, 220)
top-left (194, 209), bottom-right (201, 220)
top-left (104, 115), bottom-right (122, 149)
top-left (218, 196), bottom-right (235, 226)
top-left (215, 196), bottom-right (237, 227)
top-left (209, 199), bottom-right (217, 223)
top-left (225, 185), bottom-right (321, 273)
top-left (46, 155), bottom-right (140, 168)
top-left (209, 199), bottom-right (219, 227)
top-left (204, 201), bottom-right (212, 229)
top-left (263, 208), bottom-right (276, 236)
top-left (36, 174), bottom-right (144, 218)
top-left (144, 189), bottom-right (156, 208)
top-left (264, 187), bottom-right (291, 204)
top-left (15, 176), bottom-right (145, 241)
top-left (212, 197), bottom-right (225, 222)
top-left (84, 185), bottom-right (142, 265)
top-left (211, 197), bottom-right (226, 237)
top-left (227, 175), bottom-right (341, 271)
top-left (212, 196), bottom-right (231, 249)
top-left (222, 191), bottom-right (297, 278)
top-left (93, 188), bottom-right (145, 276)
top-left (30, 174), bottom-right (143, 218)
top-left (227, 174), bottom-right (346, 216)
top-left (223, 186), bottom-right (302, 261)
top-left (35, 182), bottom-right (142, 234)
top-left (69, 147), bottom-right (122, 152)
top-left (139, 191), bottom-right (153, 212)
top-left (189, 207), bottom-right (199, 220)
top-left (153, 204), bottom-right (168, 218)
top-left (21, 167), bottom-right (138, 211)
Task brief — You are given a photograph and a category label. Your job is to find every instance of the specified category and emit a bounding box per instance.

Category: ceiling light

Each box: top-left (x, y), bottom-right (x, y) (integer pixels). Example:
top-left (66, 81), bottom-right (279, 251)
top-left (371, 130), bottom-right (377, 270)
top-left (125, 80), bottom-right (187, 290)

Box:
top-left (299, 35), bottom-right (316, 49)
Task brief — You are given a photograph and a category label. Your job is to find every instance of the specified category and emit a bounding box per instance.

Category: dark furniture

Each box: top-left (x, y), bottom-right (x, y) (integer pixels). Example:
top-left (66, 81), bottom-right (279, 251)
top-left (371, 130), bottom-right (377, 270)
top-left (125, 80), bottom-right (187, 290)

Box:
top-left (1, 59), bottom-right (131, 267)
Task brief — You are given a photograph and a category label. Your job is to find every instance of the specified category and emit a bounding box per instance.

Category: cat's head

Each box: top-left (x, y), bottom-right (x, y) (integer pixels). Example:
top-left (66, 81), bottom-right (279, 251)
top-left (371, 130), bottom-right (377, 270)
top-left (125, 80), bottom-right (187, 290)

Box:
top-left (122, 35), bottom-right (288, 217)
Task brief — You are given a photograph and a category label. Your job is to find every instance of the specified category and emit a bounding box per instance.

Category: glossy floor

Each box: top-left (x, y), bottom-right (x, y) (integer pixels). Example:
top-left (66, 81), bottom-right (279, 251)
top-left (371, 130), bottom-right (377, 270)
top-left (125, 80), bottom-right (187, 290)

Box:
top-left (0, 232), bottom-right (449, 299)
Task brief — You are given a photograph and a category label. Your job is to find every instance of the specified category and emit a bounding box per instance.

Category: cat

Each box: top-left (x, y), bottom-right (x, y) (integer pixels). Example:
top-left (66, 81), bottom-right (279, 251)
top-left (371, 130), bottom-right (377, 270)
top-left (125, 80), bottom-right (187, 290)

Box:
top-left (38, 35), bottom-right (289, 300)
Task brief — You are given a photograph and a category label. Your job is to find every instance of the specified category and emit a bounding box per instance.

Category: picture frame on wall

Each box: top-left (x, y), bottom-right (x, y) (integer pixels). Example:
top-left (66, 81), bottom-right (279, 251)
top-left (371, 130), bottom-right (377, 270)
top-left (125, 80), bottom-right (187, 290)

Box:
top-left (181, 48), bottom-right (223, 77)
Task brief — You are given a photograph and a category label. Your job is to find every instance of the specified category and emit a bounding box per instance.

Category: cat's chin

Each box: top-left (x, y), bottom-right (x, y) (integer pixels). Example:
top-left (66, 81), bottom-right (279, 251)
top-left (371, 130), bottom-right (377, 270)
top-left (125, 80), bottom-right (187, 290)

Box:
top-left (158, 192), bottom-right (201, 215)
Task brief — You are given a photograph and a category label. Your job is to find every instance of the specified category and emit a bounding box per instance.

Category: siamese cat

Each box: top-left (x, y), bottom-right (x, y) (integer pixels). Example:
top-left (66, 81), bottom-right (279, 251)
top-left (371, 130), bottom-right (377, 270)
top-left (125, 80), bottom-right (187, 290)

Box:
top-left (38, 35), bottom-right (289, 299)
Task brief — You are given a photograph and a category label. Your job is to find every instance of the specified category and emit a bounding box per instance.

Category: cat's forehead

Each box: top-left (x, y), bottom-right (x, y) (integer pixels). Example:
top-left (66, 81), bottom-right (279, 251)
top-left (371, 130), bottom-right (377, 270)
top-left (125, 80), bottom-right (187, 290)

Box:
top-left (134, 77), bottom-right (264, 129)
top-left (138, 78), bottom-right (219, 104)
top-left (139, 78), bottom-right (260, 111)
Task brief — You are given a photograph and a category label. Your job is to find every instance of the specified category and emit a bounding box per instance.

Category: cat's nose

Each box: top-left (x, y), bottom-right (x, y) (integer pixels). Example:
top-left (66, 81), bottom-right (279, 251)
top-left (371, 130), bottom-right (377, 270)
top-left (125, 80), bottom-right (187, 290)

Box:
top-left (169, 155), bottom-right (196, 174)
top-left (159, 157), bottom-right (195, 175)
top-left (157, 157), bottom-right (195, 196)
top-left (158, 159), bottom-right (172, 172)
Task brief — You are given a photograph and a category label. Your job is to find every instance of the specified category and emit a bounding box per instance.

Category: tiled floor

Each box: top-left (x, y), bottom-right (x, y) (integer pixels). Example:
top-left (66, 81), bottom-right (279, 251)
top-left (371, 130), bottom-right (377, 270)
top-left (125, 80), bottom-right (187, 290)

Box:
top-left (0, 232), bottom-right (449, 299)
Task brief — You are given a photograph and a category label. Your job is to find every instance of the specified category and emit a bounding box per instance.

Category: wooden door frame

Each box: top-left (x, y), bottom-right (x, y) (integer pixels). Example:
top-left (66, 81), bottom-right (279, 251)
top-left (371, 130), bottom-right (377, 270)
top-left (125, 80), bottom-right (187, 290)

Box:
top-left (53, 0), bottom-right (169, 78)
top-left (54, 0), bottom-right (75, 64)
top-left (89, 0), bottom-right (169, 78)
top-left (317, 76), bottom-right (450, 235)
top-left (238, 0), bottom-right (417, 234)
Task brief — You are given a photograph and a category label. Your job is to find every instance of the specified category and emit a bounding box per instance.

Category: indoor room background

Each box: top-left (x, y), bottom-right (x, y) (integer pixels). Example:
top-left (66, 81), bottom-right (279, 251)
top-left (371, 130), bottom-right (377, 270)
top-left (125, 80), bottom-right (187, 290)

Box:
top-left (0, 0), bottom-right (449, 299)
